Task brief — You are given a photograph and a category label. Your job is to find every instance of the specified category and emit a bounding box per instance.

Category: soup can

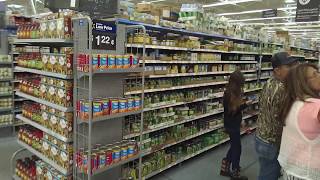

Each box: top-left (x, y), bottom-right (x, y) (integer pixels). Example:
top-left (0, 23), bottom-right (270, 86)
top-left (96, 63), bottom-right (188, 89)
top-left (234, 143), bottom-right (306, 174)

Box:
top-left (100, 54), bottom-right (107, 69)
top-left (118, 98), bottom-right (128, 113)
top-left (123, 55), bottom-right (130, 68)
top-left (134, 97), bottom-right (141, 110)
top-left (102, 98), bottom-right (109, 115)
top-left (112, 146), bottom-right (121, 163)
top-left (106, 148), bottom-right (113, 165)
top-left (127, 97), bottom-right (134, 111)
top-left (109, 98), bottom-right (119, 114)
top-left (92, 99), bottom-right (102, 118)
top-left (92, 54), bottom-right (99, 70)
top-left (108, 55), bottom-right (116, 69)
top-left (115, 55), bottom-right (123, 69)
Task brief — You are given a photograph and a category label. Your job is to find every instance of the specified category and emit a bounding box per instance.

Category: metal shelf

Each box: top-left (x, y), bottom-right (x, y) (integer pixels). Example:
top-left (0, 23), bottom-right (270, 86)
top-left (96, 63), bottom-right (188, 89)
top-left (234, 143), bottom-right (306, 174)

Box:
top-left (305, 57), bottom-right (318, 61)
top-left (143, 60), bottom-right (258, 64)
top-left (243, 112), bottom-right (259, 120)
top-left (143, 124), bottom-right (224, 156)
top-left (144, 92), bottom-right (224, 112)
top-left (0, 108), bottom-right (13, 113)
top-left (78, 68), bottom-right (144, 78)
top-left (14, 98), bottom-right (27, 102)
top-left (147, 71), bottom-right (233, 78)
top-left (262, 53), bottom-right (273, 56)
top-left (0, 123), bottom-right (13, 128)
top-left (13, 38), bottom-right (73, 44)
top-left (290, 46), bottom-right (318, 52)
top-left (0, 62), bottom-right (13, 65)
top-left (119, 19), bottom-right (260, 44)
top-left (15, 91), bottom-right (73, 112)
top-left (260, 76), bottom-right (271, 80)
top-left (244, 88), bottom-right (262, 93)
top-left (124, 108), bottom-right (224, 139)
top-left (14, 67), bottom-right (73, 79)
top-left (91, 153), bottom-right (141, 175)
top-left (291, 55), bottom-right (305, 58)
top-left (261, 67), bottom-right (273, 71)
top-left (78, 110), bottom-right (143, 124)
top-left (228, 51), bottom-right (259, 55)
top-left (0, 93), bottom-right (13, 97)
top-left (17, 140), bottom-right (71, 176)
top-left (245, 77), bottom-right (258, 82)
top-left (16, 114), bottom-right (72, 142)
top-left (0, 78), bottom-right (13, 82)
top-left (125, 81), bottom-right (228, 95)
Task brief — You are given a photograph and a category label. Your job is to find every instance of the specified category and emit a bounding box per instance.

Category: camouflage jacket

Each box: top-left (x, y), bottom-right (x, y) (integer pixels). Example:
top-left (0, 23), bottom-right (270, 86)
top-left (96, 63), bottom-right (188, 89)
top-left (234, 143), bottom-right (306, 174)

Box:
top-left (256, 77), bottom-right (286, 149)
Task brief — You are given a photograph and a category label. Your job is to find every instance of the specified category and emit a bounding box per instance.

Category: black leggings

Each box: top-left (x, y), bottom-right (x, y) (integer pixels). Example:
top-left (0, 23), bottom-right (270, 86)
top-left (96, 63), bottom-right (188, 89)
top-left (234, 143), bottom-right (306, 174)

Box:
top-left (226, 130), bottom-right (242, 170)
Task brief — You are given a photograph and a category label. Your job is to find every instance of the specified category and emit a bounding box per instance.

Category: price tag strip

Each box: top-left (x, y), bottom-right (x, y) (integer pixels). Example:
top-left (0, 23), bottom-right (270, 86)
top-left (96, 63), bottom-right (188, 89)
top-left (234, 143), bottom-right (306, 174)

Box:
top-left (92, 20), bottom-right (117, 50)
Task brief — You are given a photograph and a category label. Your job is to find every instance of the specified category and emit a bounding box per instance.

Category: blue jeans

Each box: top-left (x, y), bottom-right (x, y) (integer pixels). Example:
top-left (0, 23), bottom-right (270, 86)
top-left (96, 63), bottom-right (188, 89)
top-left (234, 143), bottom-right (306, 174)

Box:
top-left (226, 129), bottom-right (241, 170)
top-left (255, 136), bottom-right (281, 180)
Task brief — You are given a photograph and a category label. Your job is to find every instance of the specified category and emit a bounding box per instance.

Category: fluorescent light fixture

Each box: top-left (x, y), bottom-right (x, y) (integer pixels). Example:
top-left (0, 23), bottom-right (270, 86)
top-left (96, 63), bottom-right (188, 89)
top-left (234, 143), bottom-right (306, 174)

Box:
top-left (217, 7), bottom-right (297, 16)
top-left (229, 16), bottom-right (295, 22)
top-left (203, 0), bottom-right (261, 8)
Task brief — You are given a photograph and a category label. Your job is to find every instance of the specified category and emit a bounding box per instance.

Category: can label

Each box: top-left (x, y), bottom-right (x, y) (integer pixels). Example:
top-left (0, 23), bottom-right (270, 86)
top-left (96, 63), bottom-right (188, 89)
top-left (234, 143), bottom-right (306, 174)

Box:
top-left (100, 55), bottom-right (107, 69)
top-left (134, 97), bottom-right (141, 110)
top-left (108, 55), bottom-right (115, 68)
top-left (128, 146), bottom-right (135, 157)
top-left (123, 55), bottom-right (130, 68)
top-left (110, 99), bottom-right (119, 114)
top-left (92, 55), bottom-right (99, 70)
top-left (113, 149), bottom-right (120, 163)
top-left (102, 99), bottom-right (109, 115)
top-left (119, 99), bottom-right (127, 113)
top-left (127, 98), bottom-right (134, 111)
top-left (93, 101), bottom-right (102, 117)
top-left (116, 55), bottom-right (123, 68)
top-left (121, 147), bottom-right (128, 160)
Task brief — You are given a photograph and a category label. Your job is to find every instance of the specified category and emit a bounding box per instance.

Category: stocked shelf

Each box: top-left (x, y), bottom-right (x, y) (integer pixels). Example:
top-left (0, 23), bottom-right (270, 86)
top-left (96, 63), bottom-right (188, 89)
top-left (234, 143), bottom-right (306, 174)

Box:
top-left (124, 108), bottom-right (224, 139)
top-left (0, 123), bottom-right (13, 128)
top-left (14, 67), bottom-right (73, 79)
top-left (15, 91), bottom-right (73, 112)
top-left (243, 112), bottom-right (259, 120)
top-left (0, 108), bottom-right (13, 113)
top-left (0, 78), bottom-right (13, 82)
top-left (143, 60), bottom-right (258, 64)
top-left (77, 68), bottom-right (144, 78)
top-left (91, 153), bottom-right (141, 175)
top-left (78, 109), bottom-right (143, 124)
top-left (0, 93), bottom-right (13, 97)
top-left (0, 62), bottom-right (13, 65)
top-left (143, 124), bottom-right (224, 156)
top-left (125, 81), bottom-right (228, 95)
top-left (262, 53), bottom-right (273, 56)
top-left (244, 88), bottom-right (262, 93)
top-left (305, 57), bottom-right (319, 61)
top-left (16, 114), bottom-right (72, 142)
top-left (291, 55), bottom-right (306, 58)
top-left (228, 51), bottom-right (259, 55)
top-left (260, 76), bottom-right (271, 80)
top-left (17, 140), bottom-right (71, 176)
top-left (146, 71), bottom-right (233, 78)
top-left (290, 46), bottom-right (318, 52)
top-left (144, 92), bottom-right (224, 112)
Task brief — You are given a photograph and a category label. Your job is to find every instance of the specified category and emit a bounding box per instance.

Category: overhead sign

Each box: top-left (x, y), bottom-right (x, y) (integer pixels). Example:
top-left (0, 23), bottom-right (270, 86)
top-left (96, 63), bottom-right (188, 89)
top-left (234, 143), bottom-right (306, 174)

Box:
top-left (92, 20), bottom-right (117, 50)
top-left (262, 9), bottom-right (277, 18)
top-left (296, 0), bottom-right (320, 22)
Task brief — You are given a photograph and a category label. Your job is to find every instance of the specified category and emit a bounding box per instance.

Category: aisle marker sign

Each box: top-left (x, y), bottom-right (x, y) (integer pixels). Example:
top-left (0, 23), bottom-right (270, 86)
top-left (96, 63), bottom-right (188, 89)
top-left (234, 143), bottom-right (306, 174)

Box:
top-left (296, 0), bottom-right (320, 22)
top-left (92, 20), bottom-right (117, 50)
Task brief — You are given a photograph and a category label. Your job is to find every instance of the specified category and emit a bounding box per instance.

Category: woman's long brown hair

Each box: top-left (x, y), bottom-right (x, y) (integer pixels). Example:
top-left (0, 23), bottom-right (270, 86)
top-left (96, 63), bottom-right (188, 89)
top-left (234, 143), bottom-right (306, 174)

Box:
top-left (280, 63), bottom-right (320, 125)
top-left (224, 70), bottom-right (245, 114)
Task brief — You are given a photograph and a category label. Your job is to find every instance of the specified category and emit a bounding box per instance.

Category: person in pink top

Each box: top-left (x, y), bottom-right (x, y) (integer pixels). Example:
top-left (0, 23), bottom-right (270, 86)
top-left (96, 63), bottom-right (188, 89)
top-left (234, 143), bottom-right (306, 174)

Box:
top-left (279, 63), bottom-right (320, 180)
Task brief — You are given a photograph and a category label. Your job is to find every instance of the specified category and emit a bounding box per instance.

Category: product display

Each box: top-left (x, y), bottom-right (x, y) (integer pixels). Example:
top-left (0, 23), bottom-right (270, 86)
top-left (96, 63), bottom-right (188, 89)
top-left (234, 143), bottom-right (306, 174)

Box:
top-left (0, 82), bottom-right (12, 95)
top-left (0, 114), bottom-right (13, 126)
top-left (0, 67), bottom-right (12, 80)
top-left (0, 55), bottom-right (11, 63)
top-left (77, 54), bottom-right (139, 72)
top-left (76, 140), bottom-right (139, 174)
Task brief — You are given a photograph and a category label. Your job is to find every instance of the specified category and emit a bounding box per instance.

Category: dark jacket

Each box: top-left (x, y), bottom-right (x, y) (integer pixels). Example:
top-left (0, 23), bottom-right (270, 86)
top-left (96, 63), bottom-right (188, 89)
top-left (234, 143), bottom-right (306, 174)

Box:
top-left (223, 91), bottom-right (247, 132)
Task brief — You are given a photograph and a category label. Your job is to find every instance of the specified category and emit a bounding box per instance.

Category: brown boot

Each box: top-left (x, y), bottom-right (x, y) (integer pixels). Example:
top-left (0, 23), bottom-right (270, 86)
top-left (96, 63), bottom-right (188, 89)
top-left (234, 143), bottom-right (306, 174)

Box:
top-left (220, 158), bottom-right (231, 177)
top-left (230, 169), bottom-right (248, 180)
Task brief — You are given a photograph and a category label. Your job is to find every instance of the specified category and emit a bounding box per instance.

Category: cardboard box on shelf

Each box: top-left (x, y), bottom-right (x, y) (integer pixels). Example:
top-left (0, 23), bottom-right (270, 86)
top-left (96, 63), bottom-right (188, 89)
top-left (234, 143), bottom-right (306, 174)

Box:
top-left (137, 3), bottom-right (153, 13)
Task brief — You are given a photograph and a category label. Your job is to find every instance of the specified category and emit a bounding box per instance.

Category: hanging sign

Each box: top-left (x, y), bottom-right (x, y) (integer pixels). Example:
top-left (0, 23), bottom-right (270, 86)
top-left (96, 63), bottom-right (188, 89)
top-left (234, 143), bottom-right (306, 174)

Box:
top-left (296, 0), bottom-right (320, 22)
top-left (92, 20), bottom-right (117, 50)
top-left (262, 9), bottom-right (277, 18)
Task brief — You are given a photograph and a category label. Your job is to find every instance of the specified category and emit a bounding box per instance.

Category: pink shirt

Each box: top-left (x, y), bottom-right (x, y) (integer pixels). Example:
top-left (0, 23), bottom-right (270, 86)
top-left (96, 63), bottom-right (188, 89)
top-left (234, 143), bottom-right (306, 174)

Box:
top-left (298, 98), bottom-right (320, 140)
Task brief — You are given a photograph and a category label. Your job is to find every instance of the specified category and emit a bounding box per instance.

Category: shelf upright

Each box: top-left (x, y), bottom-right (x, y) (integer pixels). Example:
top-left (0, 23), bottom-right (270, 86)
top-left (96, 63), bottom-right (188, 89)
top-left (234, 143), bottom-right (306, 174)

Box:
top-left (72, 17), bottom-right (145, 180)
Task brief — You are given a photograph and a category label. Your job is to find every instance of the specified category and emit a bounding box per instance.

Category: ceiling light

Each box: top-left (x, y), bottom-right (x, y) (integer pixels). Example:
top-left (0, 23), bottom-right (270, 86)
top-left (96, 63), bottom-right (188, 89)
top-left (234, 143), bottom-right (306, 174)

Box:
top-left (7, 4), bottom-right (23, 8)
top-left (217, 7), bottom-right (296, 16)
top-left (229, 16), bottom-right (295, 22)
top-left (203, 0), bottom-right (261, 8)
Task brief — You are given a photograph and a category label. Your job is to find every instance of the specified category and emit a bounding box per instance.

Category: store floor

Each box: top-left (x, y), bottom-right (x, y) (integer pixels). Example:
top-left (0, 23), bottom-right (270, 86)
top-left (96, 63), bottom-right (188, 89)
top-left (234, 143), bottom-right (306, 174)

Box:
top-left (152, 134), bottom-right (261, 180)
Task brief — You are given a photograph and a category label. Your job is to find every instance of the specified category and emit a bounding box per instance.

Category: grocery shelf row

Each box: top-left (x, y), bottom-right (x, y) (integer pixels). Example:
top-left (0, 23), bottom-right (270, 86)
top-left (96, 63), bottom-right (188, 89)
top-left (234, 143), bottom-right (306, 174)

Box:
top-left (143, 60), bottom-right (258, 64)
top-left (14, 66), bottom-right (73, 80)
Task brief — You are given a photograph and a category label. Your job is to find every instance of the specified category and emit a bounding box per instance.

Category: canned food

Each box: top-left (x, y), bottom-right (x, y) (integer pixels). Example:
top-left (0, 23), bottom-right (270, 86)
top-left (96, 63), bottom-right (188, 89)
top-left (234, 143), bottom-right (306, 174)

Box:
top-left (115, 55), bottom-right (123, 69)
top-left (134, 97), bottom-right (141, 110)
top-left (102, 98), bottom-right (109, 115)
top-left (92, 54), bottom-right (99, 70)
top-left (100, 54), bottom-right (107, 69)
top-left (80, 100), bottom-right (90, 120)
top-left (109, 98), bottom-right (119, 114)
top-left (106, 148), bottom-right (113, 165)
top-left (112, 146), bottom-right (121, 163)
top-left (92, 100), bottom-right (102, 117)
top-left (123, 55), bottom-right (130, 68)
top-left (130, 54), bottom-right (139, 67)
top-left (98, 150), bottom-right (106, 168)
top-left (120, 145), bottom-right (128, 160)
top-left (127, 141), bottom-right (136, 157)
top-left (127, 97), bottom-right (134, 111)
top-left (118, 98), bottom-right (127, 113)
top-left (108, 55), bottom-right (116, 69)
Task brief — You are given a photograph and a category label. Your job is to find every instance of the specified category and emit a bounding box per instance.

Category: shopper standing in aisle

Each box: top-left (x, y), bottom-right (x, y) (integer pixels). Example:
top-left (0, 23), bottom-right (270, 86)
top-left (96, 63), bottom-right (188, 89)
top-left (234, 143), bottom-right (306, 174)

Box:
top-left (255, 52), bottom-right (298, 180)
top-left (220, 70), bottom-right (250, 180)
top-left (278, 63), bottom-right (320, 180)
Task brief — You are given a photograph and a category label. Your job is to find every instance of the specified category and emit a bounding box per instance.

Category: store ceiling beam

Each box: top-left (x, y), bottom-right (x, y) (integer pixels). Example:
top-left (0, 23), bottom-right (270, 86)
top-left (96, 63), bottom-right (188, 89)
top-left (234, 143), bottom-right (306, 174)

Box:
top-left (203, 0), bottom-right (261, 8)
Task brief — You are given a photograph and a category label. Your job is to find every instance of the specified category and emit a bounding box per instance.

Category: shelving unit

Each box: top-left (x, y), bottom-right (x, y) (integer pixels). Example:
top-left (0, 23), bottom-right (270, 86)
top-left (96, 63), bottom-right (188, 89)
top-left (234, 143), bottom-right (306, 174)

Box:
top-left (72, 18), bottom-right (146, 180)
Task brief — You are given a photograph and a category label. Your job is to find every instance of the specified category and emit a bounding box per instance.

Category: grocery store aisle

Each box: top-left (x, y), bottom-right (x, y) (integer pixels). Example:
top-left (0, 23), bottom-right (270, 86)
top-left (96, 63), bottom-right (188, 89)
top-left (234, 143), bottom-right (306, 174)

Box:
top-left (152, 134), bottom-right (259, 180)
